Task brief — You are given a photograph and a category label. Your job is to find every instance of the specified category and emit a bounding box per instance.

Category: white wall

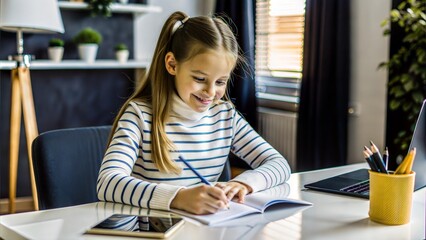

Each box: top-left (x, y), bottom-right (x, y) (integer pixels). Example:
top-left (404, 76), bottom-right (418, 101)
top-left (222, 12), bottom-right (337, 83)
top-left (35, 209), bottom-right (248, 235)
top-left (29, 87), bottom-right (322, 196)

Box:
top-left (347, 0), bottom-right (391, 164)
top-left (135, 0), bottom-right (215, 62)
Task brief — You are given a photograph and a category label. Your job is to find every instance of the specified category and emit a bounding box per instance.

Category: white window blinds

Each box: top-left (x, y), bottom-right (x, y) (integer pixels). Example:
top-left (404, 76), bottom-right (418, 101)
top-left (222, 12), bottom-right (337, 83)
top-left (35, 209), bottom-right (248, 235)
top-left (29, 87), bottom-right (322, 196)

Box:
top-left (255, 0), bottom-right (305, 111)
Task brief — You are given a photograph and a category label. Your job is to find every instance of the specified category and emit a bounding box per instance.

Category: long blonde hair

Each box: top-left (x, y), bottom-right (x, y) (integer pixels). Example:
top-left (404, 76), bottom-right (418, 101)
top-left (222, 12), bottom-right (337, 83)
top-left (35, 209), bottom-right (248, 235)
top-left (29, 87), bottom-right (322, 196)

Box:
top-left (109, 11), bottom-right (241, 173)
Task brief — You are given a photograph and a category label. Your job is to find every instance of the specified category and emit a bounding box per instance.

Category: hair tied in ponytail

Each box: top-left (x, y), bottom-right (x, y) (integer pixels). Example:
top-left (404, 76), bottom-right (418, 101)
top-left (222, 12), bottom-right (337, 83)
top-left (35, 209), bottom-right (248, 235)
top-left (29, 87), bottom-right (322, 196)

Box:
top-left (171, 16), bottom-right (190, 35)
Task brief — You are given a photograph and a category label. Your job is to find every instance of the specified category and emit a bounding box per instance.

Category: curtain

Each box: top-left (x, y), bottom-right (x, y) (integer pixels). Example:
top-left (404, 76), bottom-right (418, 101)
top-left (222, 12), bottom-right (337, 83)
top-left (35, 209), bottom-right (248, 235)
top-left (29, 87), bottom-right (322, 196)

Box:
top-left (216, 0), bottom-right (256, 170)
top-left (296, 0), bottom-right (351, 171)
top-left (215, 0), bottom-right (257, 129)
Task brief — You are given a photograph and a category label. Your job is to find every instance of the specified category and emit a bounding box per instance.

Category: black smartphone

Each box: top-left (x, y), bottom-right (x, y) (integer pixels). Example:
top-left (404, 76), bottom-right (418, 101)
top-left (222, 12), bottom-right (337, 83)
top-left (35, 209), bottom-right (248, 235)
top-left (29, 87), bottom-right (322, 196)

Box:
top-left (86, 214), bottom-right (185, 239)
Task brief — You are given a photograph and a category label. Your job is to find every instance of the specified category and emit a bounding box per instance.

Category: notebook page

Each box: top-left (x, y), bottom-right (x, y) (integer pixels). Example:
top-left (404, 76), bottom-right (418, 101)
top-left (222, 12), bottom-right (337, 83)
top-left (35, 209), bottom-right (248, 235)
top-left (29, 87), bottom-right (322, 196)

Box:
top-left (171, 201), bottom-right (259, 226)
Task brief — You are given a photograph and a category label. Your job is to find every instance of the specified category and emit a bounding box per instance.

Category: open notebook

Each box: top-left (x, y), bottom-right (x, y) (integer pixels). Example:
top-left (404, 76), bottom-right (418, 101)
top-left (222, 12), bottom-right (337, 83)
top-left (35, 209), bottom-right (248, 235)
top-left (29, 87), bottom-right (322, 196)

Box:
top-left (171, 183), bottom-right (311, 226)
top-left (304, 100), bottom-right (426, 198)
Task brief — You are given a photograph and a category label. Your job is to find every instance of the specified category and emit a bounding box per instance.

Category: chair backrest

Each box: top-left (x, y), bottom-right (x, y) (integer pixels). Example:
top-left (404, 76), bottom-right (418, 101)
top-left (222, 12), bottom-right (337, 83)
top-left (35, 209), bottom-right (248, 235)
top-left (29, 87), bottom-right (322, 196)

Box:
top-left (32, 125), bottom-right (231, 210)
top-left (32, 125), bottom-right (111, 210)
top-left (218, 158), bottom-right (231, 182)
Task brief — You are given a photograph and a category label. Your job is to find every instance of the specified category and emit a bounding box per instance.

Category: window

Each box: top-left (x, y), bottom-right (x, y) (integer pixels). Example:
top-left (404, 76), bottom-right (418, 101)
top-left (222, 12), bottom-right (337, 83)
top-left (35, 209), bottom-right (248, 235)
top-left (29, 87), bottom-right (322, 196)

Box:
top-left (255, 0), bottom-right (306, 112)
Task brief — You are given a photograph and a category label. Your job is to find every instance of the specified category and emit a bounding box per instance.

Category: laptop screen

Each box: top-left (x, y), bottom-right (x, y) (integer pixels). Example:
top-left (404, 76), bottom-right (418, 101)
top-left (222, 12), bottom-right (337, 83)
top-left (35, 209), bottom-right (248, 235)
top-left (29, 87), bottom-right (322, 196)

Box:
top-left (408, 100), bottom-right (426, 190)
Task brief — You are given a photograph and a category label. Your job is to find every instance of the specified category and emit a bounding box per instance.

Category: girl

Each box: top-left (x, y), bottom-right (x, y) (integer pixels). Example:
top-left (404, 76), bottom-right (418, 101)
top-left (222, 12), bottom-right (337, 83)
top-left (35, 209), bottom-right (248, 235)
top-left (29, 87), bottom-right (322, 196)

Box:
top-left (97, 11), bottom-right (291, 215)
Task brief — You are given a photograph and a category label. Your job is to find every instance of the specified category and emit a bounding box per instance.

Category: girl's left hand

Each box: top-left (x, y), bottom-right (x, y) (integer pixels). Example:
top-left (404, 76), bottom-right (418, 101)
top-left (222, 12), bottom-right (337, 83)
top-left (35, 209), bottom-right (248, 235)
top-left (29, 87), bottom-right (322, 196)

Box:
top-left (215, 181), bottom-right (253, 203)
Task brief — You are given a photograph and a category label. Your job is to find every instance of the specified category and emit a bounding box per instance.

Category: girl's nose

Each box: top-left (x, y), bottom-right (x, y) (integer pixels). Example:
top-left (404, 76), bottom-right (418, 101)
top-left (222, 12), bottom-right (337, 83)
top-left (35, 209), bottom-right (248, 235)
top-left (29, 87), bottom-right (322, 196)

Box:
top-left (203, 85), bottom-right (215, 97)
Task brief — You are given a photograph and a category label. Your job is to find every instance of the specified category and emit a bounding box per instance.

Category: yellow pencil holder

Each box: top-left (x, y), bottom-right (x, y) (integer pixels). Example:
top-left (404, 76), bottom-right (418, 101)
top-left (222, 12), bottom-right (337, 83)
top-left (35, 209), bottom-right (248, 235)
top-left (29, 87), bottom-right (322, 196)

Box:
top-left (369, 170), bottom-right (415, 225)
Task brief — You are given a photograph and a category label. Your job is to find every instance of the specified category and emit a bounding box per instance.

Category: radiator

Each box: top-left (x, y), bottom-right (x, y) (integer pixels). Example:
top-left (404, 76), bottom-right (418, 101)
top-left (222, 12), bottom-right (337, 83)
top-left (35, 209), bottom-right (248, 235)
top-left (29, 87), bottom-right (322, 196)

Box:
top-left (257, 107), bottom-right (298, 170)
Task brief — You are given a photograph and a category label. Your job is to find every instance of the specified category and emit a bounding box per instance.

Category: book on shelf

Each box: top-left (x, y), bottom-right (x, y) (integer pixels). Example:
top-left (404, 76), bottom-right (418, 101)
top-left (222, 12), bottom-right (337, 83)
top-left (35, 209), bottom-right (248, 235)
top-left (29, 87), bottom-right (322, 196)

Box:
top-left (171, 183), bottom-right (312, 226)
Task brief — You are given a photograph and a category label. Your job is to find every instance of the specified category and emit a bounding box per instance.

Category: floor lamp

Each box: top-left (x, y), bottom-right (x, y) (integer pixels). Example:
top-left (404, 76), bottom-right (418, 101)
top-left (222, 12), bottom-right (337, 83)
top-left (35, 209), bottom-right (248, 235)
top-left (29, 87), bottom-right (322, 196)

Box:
top-left (0, 0), bottom-right (64, 213)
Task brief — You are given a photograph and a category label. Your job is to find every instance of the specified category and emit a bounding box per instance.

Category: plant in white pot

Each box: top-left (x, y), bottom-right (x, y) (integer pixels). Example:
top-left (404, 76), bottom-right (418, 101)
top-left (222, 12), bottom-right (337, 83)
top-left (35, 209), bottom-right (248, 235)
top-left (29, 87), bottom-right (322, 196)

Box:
top-left (88, 0), bottom-right (114, 17)
top-left (73, 27), bottom-right (102, 63)
top-left (48, 38), bottom-right (64, 62)
top-left (114, 43), bottom-right (129, 63)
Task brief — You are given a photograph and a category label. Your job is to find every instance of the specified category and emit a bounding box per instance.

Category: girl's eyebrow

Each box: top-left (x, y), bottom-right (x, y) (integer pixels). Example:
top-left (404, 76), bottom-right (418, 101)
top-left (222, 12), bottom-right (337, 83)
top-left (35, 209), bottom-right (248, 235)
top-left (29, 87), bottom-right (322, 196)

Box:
top-left (190, 70), bottom-right (208, 75)
top-left (191, 70), bottom-right (230, 80)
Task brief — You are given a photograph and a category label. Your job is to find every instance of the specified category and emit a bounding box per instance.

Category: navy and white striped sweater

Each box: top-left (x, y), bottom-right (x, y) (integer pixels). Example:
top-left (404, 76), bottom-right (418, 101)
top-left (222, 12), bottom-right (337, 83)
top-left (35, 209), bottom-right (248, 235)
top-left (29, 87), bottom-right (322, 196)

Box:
top-left (97, 95), bottom-right (291, 211)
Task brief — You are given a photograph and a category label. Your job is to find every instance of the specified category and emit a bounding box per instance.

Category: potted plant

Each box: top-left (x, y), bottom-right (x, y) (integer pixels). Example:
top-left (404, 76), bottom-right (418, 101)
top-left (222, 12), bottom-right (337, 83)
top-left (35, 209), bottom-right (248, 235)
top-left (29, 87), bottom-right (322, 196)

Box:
top-left (114, 43), bottom-right (129, 63)
top-left (378, 0), bottom-right (426, 154)
top-left (88, 0), bottom-right (114, 17)
top-left (73, 27), bottom-right (103, 63)
top-left (48, 38), bottom-right (64, 62)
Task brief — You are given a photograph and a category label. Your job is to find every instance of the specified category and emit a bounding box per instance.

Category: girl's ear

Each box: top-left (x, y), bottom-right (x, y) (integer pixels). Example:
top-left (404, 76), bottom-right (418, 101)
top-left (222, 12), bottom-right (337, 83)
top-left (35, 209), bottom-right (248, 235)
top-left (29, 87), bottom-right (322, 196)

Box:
top-left (165, 52), bottom-right (177, 75)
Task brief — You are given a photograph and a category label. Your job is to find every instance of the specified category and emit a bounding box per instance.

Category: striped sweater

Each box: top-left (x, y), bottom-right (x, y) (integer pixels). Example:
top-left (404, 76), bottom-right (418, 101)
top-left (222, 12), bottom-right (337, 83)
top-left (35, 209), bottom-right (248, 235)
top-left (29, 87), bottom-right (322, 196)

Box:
top-left (97, 94), bottom-right (291, 211)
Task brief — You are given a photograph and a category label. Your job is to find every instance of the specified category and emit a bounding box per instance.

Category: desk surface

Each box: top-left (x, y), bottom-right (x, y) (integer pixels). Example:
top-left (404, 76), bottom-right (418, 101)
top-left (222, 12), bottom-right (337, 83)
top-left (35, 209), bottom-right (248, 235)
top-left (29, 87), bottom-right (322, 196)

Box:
top-left (0, 163), bottom-right (424, 240)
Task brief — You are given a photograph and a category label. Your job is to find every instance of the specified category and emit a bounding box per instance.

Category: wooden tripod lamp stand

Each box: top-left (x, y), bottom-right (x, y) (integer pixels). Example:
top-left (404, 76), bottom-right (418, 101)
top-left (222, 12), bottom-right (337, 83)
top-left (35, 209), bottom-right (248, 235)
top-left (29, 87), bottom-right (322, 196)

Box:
top-left (0, 0), bottom-right (64, 213)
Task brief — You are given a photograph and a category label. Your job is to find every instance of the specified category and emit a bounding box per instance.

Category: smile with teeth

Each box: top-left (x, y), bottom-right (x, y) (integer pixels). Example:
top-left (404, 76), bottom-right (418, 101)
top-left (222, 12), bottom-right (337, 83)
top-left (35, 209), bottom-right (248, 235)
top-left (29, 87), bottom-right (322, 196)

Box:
top-left (194, 94), bottom-right (213, 104)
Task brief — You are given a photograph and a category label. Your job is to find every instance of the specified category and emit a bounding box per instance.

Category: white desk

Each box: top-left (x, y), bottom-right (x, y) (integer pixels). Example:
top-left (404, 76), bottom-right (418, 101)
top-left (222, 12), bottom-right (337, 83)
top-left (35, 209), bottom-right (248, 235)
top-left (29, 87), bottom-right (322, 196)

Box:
top-left (0, 163), bottom-right (424, 240)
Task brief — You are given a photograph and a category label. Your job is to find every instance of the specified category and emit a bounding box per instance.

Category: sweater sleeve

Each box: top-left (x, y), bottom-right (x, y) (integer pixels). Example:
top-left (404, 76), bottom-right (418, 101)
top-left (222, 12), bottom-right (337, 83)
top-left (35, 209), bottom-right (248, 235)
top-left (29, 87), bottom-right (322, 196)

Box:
top-left (230, 111), bottom-right (292, 193)
top-left (96, 102), bottom-right (184, 211)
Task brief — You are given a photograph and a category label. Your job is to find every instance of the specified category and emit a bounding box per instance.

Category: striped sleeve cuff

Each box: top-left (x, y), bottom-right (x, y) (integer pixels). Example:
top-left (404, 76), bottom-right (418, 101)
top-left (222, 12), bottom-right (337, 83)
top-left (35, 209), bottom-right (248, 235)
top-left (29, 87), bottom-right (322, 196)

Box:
top-left (149, 183), bottom-right (185, 211)
top-left (231, 170), bottom-right (268, 193)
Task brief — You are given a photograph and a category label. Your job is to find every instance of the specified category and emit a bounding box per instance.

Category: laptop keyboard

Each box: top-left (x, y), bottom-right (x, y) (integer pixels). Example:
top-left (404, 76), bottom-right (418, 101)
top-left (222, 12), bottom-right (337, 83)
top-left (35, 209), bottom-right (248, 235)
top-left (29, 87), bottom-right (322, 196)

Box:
top-left (339, 180), bottom-right (370, 196)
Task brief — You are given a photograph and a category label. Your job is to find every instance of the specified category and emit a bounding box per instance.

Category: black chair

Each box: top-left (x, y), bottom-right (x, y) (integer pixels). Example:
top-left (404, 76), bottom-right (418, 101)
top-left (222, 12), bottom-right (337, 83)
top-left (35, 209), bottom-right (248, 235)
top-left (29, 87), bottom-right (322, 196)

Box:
top-left (32, 125), bottom-right (231, 210)
top-left (32, 125), bottom-right (111, 210)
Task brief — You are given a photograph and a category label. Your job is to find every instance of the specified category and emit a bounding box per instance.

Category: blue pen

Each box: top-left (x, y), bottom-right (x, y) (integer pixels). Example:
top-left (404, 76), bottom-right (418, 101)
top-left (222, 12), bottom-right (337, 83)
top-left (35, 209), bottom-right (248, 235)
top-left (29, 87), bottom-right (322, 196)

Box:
top-left (178, 156), bottom-right (212, 186)
top-left (179, 155), bottom-right (230, 210)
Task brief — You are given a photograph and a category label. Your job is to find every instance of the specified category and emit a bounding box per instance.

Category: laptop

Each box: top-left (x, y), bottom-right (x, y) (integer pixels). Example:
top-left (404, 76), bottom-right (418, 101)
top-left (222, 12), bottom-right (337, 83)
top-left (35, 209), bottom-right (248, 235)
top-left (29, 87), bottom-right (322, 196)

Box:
top-left (304, 100), bottom-right (426, 199)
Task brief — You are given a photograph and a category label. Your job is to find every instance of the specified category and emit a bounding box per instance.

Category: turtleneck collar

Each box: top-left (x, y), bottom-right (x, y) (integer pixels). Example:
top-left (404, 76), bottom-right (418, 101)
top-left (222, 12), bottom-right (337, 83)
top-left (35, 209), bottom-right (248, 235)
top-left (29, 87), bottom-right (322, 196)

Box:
top-left (170, 92), bottom-right (210, 121)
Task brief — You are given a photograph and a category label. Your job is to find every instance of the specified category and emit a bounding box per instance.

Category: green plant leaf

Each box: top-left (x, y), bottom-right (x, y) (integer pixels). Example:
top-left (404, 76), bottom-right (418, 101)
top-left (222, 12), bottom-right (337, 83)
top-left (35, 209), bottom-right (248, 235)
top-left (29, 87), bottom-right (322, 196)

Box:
top-left (389, 75), bottom-right (401, 85)
top-left (400, 73), bottom-right (412, 83)
top-left (402, 101), bottom-right (413, 111)
top-left (397, 130), bottom-right (407, 137)
top-left (49, 38), bottom-right (64, 47)
top-left (380, 19), bottom-right (389, 27)
top-left (377, 62), bottom-right (388, 70)
top-left (408, 63), bottom-right (419, 73)
top-left (398, 1), bottom-right (407, 10)
top-left (412, 91), bottom-right (424, 103)
top-left (73, 27), bottom-right (103, 44)
top-left (404, 33), bottom-right (418, 42)
top-left (390, 100), bottom-right (401, 110)
top-left (391, 9), bottom-right (402, 19)
top-left (390, 85), bottom-right (405, 97)
top-left (383, 29), bottom-right (391, 35)
top-left (403, 81), bottom-right (414, 91)
top-left (407, 8), bottom-right (415, 17)
top-left (418, 50), bottom-right (426, 62)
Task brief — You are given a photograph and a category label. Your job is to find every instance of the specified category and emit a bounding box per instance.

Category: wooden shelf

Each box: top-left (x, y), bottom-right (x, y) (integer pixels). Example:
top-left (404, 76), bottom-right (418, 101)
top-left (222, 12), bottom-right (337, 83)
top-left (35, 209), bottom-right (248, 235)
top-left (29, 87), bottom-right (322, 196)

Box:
top-left (0, 60), bottom-right (150, 70)
top-left (58, 2), bottom-right (162, 16)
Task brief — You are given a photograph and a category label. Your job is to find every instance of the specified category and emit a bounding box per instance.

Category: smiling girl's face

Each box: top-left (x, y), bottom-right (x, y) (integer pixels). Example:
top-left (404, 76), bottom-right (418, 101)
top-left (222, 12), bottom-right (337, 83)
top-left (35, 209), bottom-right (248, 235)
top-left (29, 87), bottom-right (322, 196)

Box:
top-left (165, 49), bottom-right (235, 113)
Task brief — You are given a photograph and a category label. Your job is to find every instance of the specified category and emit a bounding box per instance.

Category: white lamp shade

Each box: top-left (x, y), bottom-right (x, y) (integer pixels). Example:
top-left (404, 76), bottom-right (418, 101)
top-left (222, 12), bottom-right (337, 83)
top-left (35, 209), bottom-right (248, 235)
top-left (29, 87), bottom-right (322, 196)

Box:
top-left (0, 0), bottom-right (64, 33)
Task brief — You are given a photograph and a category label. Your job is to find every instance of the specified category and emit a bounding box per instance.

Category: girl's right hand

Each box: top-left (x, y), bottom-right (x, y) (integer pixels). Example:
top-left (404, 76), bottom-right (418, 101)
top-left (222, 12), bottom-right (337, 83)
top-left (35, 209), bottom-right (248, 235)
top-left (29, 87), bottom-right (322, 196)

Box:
top-left (170, 185), bottom-right (229, 215)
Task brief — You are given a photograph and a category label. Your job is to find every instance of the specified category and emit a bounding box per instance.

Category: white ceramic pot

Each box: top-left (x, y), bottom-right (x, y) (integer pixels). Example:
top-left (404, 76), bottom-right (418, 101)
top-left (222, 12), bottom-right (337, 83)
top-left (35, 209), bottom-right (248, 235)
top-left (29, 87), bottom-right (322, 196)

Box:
top-left (115, 50), bottom-right (129, 63)
top-left (78, 44), bottom-right (98, 63)
top-left (48, 47), bottom-right (64, 62)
